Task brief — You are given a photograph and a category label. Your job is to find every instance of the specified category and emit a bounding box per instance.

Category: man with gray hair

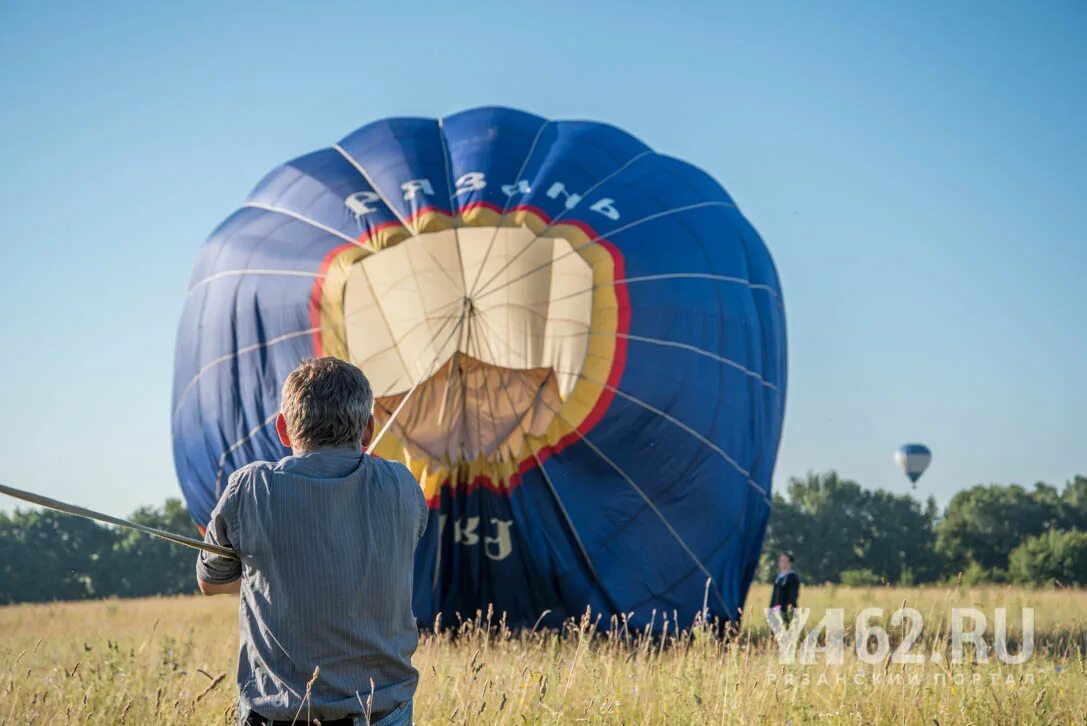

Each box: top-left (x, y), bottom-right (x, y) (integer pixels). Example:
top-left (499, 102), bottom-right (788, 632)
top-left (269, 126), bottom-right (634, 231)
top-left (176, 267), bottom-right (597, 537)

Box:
top-left (197, 357), bottom-right (428, 726)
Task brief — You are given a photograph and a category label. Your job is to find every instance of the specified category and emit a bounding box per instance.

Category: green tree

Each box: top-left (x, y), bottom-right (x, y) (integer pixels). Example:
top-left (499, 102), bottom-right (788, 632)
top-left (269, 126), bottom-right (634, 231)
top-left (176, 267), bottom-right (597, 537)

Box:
top-left (857, 490), bottom-right (943, 583)
top-left (936, 483), bottom-right (1060, 574)
top-left (1059, 475), bottom-right (1087, 530)
top-left (106, 498), bottom-right (201, 597)
top-left (0, 509), bottom-right (117, 603)
top-left (1008, 529), bottom-right (1087, 585)
top-left (761, 471), bottom-right (941, 584)
top-left (762, 471), bottom-right (868, 583)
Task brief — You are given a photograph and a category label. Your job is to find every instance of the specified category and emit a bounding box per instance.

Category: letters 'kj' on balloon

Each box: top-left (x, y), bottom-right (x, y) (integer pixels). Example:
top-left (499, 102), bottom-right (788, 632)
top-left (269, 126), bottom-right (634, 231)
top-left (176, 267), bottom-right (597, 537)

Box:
top-left (172, 107), bottom-right (788, 630)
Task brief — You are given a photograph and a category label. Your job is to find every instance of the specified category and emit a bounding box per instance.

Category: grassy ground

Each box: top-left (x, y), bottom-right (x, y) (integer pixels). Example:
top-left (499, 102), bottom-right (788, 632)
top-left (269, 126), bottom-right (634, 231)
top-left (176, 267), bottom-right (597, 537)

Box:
top-left (1, 585), bottom-right (1085, 724)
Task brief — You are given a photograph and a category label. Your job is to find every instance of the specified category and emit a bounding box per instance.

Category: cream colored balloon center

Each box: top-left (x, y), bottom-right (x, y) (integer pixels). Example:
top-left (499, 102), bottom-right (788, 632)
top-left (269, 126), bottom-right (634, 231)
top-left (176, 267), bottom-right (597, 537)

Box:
top-left (344, 226), bottom-right (593, 464)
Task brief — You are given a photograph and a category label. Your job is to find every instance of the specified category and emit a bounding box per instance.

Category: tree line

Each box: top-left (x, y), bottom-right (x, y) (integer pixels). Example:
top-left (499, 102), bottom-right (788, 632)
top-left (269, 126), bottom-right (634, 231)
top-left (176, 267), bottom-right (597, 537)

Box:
top-left (1, 471), bottom-right (1086, 604)
top-left (0, 499), bottom-right (198, 603)
top-left (762, 471), bottom-right (1087, 587)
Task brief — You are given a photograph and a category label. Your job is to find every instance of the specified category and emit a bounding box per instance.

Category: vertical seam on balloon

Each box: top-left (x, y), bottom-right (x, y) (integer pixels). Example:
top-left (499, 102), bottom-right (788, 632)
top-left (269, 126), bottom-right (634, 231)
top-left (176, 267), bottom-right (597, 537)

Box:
top-left (472, 149), bottom-right (654, 299)
top-left (436, 117), bottom-right (470, 296)
top-left (534, 395), bottom-right (731, 613)
top-left (332, 144), bottom-right (417, 235)
top-left (213, 412), bottom-right (280, 497)
top-left (173, 327), bottom-right (321, 419)
top-left (355, 260), bottom-right (415, 391)
top-left (456, 234), bottom-right (629, 495)
top-left (465, 120), bottom-right (552, 298)
top-left (180, 213), bottom-right (297, 499)
top-left (471, 307), bottom-right (624, 617)
top-left (467, 309), bottom-right (504, 461)
top-left (438, 116), bottom-right (488, 453)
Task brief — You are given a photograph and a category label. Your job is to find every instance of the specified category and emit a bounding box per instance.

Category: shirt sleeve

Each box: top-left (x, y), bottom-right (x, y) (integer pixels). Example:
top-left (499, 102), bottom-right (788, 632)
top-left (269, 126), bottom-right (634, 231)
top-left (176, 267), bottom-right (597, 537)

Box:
top-left (196, 474), bottom-right (243, 584)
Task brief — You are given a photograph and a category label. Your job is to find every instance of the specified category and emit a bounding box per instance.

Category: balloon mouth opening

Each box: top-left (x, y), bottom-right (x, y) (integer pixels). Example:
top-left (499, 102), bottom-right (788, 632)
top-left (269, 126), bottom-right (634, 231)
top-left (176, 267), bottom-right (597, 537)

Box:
top-left (375, 351), bottom-right (563, 463)
top-left (339, 223), bottom-right (601, 468)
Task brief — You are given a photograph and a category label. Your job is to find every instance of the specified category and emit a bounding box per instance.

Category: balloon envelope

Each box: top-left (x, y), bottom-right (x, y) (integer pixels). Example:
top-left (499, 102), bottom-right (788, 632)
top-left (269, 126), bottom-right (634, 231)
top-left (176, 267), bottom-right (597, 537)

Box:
top-left (895, 443), bottom-right (932, 483)
top-left (172, 107), bottom-right (787, 630)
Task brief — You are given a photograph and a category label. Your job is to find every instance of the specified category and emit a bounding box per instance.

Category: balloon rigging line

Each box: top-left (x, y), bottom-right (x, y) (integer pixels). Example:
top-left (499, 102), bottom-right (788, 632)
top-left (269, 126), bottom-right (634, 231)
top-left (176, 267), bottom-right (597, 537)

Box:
top-left (468, 308), bottom-right (770, 500)
top-left (469, 147), bottom-right (652, 301)
top-left (372, 308), bottom-right (462, 450)
top-left (472, 313), bottom-right (753, 618)
top-left (465, 119), bottom-right (552, 299)
top-left (471, 148), bottom-right (654, 300)
top-left (436, 117), bottom-right (472, 296)
top-left (547, 330), bottom-right (779, 391)
top-left (366, 308), bottom-right (468, 455)
top-left (350, 308), bottom-right (464, 380)
top-left (0, 482), bottom-right (237, 559)
top-left (456, 305), bottom-right (477, 458)
top-left (469, 319), bottom-right (506, 460)
top-left (531, 394), bottom-right (730, 613)
top-left (507, 273), bottom-right (782, 310)
top-left (355, 256), bottom-right (458, 379)
top-left (473, 309), bottom-right (770, 503)
top-left (471, 310), bottom-right (623, 615)
top-left (242, 202), bottom-right (370, 249)
top-left (466, 301), bottom-right (591, 327)
top-left (473, 201), bottom-right (736, 303)
top-left (550, 368), bottom-right (771, 503)
top-left (414, 242), bottom-right (463, 291)
top-left (448, 295), bottom-right (781, 389)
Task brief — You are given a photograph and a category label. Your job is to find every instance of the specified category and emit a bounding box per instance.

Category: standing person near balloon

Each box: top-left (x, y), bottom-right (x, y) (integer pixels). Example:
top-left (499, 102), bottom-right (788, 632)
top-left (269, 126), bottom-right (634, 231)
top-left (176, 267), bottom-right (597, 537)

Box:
top-left (769, 552), bottom-right (800, 625)
top-left (196, 357), bottom-right (428, 726)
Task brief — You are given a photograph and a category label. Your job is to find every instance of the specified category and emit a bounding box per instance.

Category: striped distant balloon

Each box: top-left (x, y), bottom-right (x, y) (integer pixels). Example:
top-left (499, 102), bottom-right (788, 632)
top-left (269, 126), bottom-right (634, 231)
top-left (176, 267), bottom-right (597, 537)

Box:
top-left (895, 443), bottom-right (932, 486)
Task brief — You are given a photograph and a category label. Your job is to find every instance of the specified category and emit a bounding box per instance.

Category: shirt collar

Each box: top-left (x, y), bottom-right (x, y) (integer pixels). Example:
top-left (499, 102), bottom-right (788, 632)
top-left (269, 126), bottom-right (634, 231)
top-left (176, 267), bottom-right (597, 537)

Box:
top-left (277, 445), bottom-right (365, 478)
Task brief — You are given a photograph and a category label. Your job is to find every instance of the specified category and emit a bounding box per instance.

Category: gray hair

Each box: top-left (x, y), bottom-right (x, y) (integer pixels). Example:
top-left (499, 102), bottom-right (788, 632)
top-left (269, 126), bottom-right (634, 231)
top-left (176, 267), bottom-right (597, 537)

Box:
top-left (280, 357), bottom-right (373, 450)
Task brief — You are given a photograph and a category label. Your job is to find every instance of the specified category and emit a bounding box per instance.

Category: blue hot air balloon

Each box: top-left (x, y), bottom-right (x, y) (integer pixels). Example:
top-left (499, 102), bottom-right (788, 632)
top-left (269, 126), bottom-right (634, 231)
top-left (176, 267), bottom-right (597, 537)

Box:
top-left (895, 444), bottom-right (932, 486)
top-left (172, 107), bottom-right (787, 630)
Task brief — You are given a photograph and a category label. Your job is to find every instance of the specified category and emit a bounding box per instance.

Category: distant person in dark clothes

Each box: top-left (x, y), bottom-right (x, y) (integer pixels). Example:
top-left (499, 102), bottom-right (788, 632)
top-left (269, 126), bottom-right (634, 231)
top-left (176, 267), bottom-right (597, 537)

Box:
top-left (769, 551), bottom-right (800, 624)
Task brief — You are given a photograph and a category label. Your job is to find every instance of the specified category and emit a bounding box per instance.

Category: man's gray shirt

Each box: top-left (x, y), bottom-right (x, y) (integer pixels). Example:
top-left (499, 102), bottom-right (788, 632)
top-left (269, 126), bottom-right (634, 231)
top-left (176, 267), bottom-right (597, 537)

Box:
top-left (197, 446), bottom-right (428, 722)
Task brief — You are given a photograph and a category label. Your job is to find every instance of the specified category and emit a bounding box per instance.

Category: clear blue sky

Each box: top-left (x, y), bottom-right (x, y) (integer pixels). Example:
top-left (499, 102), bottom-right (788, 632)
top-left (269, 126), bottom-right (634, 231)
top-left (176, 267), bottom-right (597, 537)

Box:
top-left (1, 1), bottom-right (1084, 516)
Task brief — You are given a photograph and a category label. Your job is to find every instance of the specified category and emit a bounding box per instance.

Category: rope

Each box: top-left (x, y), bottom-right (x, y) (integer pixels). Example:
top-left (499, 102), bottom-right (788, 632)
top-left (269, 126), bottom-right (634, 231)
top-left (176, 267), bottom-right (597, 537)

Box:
top-left (0, 482), bottom-right (237, 559)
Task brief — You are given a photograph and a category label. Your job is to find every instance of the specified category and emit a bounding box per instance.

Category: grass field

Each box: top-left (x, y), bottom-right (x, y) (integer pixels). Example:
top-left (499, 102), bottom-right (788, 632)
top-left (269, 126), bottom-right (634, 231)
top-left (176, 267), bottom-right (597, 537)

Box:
top-left (2, 584), bottom-right (1085, 724)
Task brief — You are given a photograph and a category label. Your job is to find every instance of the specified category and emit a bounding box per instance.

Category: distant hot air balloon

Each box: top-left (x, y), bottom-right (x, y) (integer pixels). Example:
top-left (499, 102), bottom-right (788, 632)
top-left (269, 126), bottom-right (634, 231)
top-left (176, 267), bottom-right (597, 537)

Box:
top-left (172, 107), bottom-right (787, 631)
top-left (895, 444), bottom-right (931, 487)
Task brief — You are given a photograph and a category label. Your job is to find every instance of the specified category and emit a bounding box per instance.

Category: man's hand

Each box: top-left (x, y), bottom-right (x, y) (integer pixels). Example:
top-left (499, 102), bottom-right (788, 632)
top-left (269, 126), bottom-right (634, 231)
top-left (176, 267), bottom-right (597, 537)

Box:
top-left (198, 577), bottom-right (241, 596)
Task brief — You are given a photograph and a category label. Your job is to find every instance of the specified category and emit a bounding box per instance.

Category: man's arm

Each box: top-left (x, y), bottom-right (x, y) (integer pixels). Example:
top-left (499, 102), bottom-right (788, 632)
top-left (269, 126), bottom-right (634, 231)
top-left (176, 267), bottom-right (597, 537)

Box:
top-left (196, 477), bottom-right (243, 595)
